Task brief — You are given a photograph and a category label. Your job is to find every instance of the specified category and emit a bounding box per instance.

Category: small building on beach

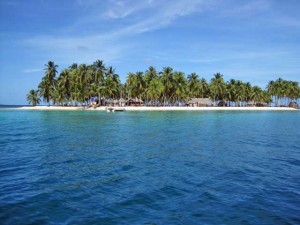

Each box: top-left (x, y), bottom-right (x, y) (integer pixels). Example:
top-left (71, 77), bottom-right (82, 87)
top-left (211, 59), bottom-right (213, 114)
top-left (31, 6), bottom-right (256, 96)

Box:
top-left (127, 98), bottom-right (143, 106)
top-left (187, 98), bottom-right (212, 107)
top-left (106, 99), bottom-right (127, 107)
top-left (256, 102), bottom-right (268, 107)
top-left (289, 102), bottom-right (298, 108)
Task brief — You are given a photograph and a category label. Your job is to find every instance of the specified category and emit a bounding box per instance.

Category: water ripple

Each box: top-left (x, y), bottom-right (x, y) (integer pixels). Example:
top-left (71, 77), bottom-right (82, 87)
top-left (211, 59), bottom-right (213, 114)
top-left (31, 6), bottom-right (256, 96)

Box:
top-left (0, 110), bottom-right (299, 224)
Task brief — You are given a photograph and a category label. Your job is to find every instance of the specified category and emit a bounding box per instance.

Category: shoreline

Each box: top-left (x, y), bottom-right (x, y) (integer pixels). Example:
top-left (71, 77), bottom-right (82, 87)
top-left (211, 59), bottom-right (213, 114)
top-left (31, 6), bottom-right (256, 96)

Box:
top-left (16, 106), bottom-right (298, 111)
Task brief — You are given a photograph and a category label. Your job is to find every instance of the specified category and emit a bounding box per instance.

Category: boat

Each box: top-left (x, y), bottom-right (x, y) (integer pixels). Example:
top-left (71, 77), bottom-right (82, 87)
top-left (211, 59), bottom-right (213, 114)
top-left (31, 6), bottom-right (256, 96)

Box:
top-left (106, 107), bottom-right (126, 112)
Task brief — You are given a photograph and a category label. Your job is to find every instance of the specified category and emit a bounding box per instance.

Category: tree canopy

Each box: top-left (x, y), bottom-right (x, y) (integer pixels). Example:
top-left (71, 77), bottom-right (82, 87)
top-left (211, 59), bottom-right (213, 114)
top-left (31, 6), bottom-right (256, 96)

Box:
top-left (27, 60), bottom-right (300, 107)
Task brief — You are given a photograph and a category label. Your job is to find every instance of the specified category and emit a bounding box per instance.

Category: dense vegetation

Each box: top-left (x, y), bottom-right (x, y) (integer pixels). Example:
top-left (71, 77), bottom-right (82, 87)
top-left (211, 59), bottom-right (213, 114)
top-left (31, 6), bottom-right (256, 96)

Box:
top-left (27, 60), bottom-right (300, 107)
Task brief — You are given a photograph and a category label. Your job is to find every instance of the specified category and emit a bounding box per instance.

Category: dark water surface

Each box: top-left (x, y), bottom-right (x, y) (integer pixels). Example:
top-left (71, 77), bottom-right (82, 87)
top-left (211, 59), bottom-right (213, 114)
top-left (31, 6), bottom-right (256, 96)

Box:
top-left (0, 110), bottom-right (300, 225)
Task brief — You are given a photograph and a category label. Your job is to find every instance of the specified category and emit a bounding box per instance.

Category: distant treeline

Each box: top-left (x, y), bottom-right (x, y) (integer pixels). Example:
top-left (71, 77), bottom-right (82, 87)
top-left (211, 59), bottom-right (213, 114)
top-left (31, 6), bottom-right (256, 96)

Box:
top-left (27, 60), bottom-right (300, 106)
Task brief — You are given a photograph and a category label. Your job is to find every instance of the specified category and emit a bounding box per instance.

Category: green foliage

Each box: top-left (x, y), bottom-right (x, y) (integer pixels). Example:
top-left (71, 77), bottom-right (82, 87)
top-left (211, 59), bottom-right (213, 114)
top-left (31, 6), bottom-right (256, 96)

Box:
top-left (267, 78), bottom-right (300, 106)
top-left (29, 60), bottom-right (300, 107)
top-left (27, 89), bottom-right (40, 106)
top-left (146, 78), bottom-right (164, 103)
top-left (210, 73), bottom-right (226, 104)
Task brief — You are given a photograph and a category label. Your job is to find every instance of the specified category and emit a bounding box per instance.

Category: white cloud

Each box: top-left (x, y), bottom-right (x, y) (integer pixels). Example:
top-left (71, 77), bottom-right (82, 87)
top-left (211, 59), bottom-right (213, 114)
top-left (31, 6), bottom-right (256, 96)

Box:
top-left (21, 0), bottom-right (300, 72)
top-left (23, 0), bottom-right (213, 64)
top-left (103, 1), bottom-right (152, 19)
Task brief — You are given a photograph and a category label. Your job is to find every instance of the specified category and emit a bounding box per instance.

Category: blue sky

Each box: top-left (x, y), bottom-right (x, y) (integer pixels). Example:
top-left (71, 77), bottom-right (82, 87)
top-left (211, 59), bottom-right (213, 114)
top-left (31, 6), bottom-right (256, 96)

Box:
top-left (0, 0), bottom-right (300, 104)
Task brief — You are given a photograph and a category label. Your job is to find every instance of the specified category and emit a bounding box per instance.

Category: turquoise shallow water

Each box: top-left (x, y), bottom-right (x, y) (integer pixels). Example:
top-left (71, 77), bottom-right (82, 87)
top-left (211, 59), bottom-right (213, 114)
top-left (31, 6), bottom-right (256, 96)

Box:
top-left (0, 109), bottom-right (300, 225)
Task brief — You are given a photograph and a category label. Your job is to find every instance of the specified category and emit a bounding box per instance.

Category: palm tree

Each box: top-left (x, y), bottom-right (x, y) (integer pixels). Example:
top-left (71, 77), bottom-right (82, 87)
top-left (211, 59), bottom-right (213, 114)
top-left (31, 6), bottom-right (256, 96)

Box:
top-left (88, 83), bottom-right (97, 99)
top-left (263, 90), bottom-right (272, 104)
top-left (90, 60), bottom-right (106, 106)
top-left (251, 86), bottom-right (264, 104)
top-left (126, 72), bottom-right (137, 99)
top-left (125, 71), bottom-right (144, 100)
top-left (119, 83), bottom-right (127, 99)
top-left (106, 66), bottom-right (116, 78)
top-left (56, 69), bottom-right (72, 105)
top-left (44, 61), bottom-right (58, 87)
top-left (69, 63), bottom-right (78, 70)
top-left (78, 64), bottom-right (89, 85)
top-left (51, 87), bottom-right (65, 106)
top-left (144, 66), bottom-right (158, 86)
top-left (286, 81), bottom-right (299, 105)
top-left (30, 60), bottom-right (300, 109)
top-left (187, 73), bottom-right (200, 98)
top-left (135, 71), bottom-right (145, 99)
top-left (244, 82), bottom-right (252, 105)
top-left (77, 64), bottom-right (93, 104)
top-left (93, 60), bottom-right (106, 84)
top-left (226, 79), bottom-right (236, 106)
top-left (173, 71), bottom-right (187, 103)
top-left (235, 80), bottom-right (245, 106)
top-left (68, 68), bottom-right (79, 106)
top-left (71, 86), bottom-right (82, 106)
top-left (38, 79), bottom-right (52, 105)
top-left (146, 78), bottom-right (164, 104)
top-left (199, 78), bottom-right (209, 98)
top-left (39, 61), bottom-right (58, 105)
top-left (268, 78), bottom-right (300, 106)
top-left (161, 67), bottom-right (173, 105)
top-left (103, 77), bottom-right (118, 99)
top-left (27, 89), bottom-right (40, 106)
top-left (274, 78), bottom-right (284, 106)
top-left (210, 73), bottom-right (226, 106)
top-left (267, 80), bottom-right (276, 106)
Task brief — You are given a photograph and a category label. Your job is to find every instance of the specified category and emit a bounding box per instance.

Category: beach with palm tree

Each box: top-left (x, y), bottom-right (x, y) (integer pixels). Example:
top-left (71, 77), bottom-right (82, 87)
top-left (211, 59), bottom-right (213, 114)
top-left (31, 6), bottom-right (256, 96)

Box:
top-left (25, 60), bottom-right (299, 110)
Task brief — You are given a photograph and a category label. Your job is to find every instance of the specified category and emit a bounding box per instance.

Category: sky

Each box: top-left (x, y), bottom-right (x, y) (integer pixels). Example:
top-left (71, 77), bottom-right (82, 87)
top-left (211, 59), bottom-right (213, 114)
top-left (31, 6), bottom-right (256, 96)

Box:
top-left (0, 0), bottom-right (300, 104)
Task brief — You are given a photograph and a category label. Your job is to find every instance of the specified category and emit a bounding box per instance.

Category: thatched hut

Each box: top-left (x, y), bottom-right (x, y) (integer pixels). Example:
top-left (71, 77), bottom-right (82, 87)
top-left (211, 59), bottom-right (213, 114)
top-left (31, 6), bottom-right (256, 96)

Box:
top-left (187, 99), bottom-right (197, 107)
top-left (187, 98), bottom-right (212, 107)
top-left (108, 99), bottom-right (127, 107)
top-left (289, 102), bottom-right (299, 108)
top-left (256, 102), bottom-right (268, 107)
top-left (127, 97), bottom-right (143, 106)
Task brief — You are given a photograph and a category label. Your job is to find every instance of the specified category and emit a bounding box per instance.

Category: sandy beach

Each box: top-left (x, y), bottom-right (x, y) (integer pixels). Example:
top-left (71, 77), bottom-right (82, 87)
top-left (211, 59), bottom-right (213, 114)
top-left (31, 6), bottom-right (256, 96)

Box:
top-left (18, 106), bottom-right (298, 111)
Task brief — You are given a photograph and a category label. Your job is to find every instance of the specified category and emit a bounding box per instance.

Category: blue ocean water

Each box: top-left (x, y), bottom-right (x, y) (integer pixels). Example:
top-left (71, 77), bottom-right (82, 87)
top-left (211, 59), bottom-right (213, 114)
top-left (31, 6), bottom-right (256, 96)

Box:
top-left (0, 109), bottom-right (299, 225)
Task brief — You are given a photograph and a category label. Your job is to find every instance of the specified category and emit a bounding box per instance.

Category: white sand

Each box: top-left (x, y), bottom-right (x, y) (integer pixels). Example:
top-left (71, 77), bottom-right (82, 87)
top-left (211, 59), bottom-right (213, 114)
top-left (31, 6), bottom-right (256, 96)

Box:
top-left (18, 106), bottom-right (298, 111)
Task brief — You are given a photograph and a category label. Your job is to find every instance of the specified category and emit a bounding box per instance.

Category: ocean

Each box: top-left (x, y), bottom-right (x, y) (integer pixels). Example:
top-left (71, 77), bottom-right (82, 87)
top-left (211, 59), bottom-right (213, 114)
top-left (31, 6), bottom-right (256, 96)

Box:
top-left (0, 109), bottom-right (299, 224)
